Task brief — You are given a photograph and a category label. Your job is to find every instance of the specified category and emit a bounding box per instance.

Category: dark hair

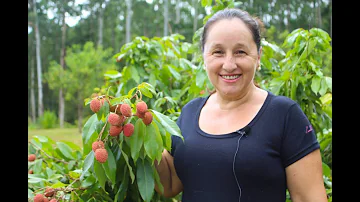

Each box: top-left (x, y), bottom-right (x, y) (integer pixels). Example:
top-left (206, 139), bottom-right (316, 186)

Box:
top-left (200, 8), bottom-right (265, 53)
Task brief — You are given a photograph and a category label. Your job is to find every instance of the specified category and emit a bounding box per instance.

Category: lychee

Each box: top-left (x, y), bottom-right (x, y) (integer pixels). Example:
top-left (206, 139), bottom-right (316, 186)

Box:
top-left (95, 148), bottom-right (108, 163)
top-left (44, 187), bottom-right (55, 197)
top-left (120, 103), bottom-right (132, 117)
top-left (142, 111), bottom-right (153, 125)
top-left (123, 123), bottom-right (135, 137)
top-left (90, 99), bottom-right (101, 113)
top-left (34, 194), bottom-right (45, 202)
top-left (28, 170), bottom-right (33, 174)
top-left (109, 125), bottom-right (123, 137)
top-left (28, 154), bottom-right (36, 162)
top-left (108, 113), bottom-right (123, 126)
top-left (100, 98), bottom-right (110, 106)
top-left (136, 101), bottom-right (148, 115)
top-left (49, 199), bottom-right (57, 202)
top-left (136, 111), bottom-right (145, 119)
top-left (92, 140), bottom-right (105, 152)
top-left (44, 198), bottom-right (49, 202)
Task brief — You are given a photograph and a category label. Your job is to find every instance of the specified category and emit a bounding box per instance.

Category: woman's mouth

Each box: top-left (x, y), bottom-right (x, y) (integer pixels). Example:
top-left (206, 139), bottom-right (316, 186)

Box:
top-left (220, 74), bottom-right (242, 82)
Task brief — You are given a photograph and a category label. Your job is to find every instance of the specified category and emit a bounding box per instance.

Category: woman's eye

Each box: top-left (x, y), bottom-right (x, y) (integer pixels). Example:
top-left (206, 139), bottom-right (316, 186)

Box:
top-left (235, 50), bottom-right (246, 55)
top-left (213, 50), bottom-right (223, 55)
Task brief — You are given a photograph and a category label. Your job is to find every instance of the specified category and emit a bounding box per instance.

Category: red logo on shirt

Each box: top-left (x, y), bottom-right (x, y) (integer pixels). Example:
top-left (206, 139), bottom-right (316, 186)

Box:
top-left (306, 125), bottom-right (313, 133)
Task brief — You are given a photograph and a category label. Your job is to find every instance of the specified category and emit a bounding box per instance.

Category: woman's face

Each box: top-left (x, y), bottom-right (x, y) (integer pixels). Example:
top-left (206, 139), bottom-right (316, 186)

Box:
top-left (203, 18), bottom-right (261, 98)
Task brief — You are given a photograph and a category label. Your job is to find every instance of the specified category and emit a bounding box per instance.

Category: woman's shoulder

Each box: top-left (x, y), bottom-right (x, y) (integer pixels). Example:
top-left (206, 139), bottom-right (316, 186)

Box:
top-left (182, 96), bottom-right (208, 110)
top-left (266, 91), bottom-right (298, 109)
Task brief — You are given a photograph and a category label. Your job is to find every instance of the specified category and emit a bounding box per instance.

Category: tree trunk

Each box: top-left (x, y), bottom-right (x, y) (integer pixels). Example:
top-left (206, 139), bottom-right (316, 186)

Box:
top-left (192, 0), bottom-right (198, 33)
top-left (125, 0), bottom-right (132, 43)
top-left (163, 0), bottom-right (169, 36)
top-left (33, 0), bottom-right (44, 118)
top-left (175, 0), bottom-right (180, 33)
top-left (317, 0), bottom-right (322, 28)
top-left (59, 8), bottom-right (67, 128)
top-left (31, 55), bottom-right (36, 122)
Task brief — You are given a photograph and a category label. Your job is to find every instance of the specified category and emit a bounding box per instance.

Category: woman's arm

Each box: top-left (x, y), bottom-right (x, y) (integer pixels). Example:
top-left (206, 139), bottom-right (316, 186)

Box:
top-left (286, 149), bottom-right (328, 202)
top-left (154, 149), bottom-right (183, 198)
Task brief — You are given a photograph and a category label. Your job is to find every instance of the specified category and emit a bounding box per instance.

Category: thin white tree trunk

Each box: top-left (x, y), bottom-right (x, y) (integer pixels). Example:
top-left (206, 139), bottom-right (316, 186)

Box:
top-left (192, 0), bottom-right (198, 33)
top-left (32, 0), bottom-right (44, 117)
top-left (125, 0), bottom-right (132, 43)
top-left (175, 0), bottom-right (180, 33)
top-left (163, 0), bottom-right (169, 36)
top-left (59, 9), bottom-right (67, 128)
top-left (31, 56), bottom-right (36, 122)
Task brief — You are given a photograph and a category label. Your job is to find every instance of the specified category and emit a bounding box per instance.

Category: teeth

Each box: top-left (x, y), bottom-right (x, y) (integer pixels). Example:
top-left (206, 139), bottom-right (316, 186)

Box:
top-left (221, 75), bottom-right (240, 80)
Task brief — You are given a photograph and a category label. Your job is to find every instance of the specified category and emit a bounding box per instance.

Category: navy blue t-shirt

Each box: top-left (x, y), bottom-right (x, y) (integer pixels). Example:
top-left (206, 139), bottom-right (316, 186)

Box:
top-left (170, 91), bottom-right (320, 202)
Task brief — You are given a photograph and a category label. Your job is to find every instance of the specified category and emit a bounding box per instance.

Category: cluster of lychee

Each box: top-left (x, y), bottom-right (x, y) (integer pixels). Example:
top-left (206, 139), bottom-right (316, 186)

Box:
top-left (33, 187), bottom-right (57, 202)
top-left (92, 140), bottom-right (108, 163)
top-left (89, 98), bottom-right (153, 164)
top-left (28, 154), bottom-right (37, 174)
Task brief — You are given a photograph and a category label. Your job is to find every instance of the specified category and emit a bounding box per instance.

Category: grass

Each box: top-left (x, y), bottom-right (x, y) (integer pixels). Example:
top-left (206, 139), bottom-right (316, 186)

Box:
top-left (28, 128), bottom-right (83, 148)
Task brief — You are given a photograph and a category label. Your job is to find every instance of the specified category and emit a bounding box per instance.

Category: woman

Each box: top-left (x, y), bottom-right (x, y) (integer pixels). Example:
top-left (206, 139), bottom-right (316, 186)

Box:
top-left (155, 8), bottom-right (328, 202)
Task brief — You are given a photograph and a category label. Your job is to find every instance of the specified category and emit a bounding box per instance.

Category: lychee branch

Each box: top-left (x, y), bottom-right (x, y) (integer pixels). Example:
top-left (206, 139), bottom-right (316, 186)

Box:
top-left (29, 142), bottom-right (70, 165)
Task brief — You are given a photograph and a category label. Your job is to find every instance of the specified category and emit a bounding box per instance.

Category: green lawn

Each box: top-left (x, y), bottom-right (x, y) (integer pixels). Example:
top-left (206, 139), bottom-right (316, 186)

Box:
top-left (28, 128), bottom-right (83, 148)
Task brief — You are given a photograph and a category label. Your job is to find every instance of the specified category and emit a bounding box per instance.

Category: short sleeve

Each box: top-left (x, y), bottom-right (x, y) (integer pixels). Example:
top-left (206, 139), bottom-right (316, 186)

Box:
top-left (169, 112), bottom-right (183, 156)
top-left (281, 103), bottom-right (320, 167)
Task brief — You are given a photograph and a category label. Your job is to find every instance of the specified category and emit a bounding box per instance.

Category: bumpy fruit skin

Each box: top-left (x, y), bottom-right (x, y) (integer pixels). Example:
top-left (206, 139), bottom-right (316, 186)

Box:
top-left (95, 148), bottom-right (108, 163)
top-left (44, 187), bottom-right (55, 197)
top-left (108, 113), bottom-right (122, 126)
top-left (49, 199), bottom-right (57, 202)
top-left (34, 194), bottom-right (45, 202)
top-left (28, 170), bottom-right (33, 174)
top-left (136, 101), bottom-right (148, 114)
top-left (109, 125), bottom-right (123, 137)
top-left (28, 154), bottom-right (36, 162)
top-left (123, 123), bottom-right (135, 137)
top-left (136, 111), bottom-right (145, 119)
top-left (90, 99), bottom-right (101, 113)
top-left (92, 141), bottom-right (105, 152)
top-left (120, 103), bottom-right (132, 117)
top-left (142, 111), bottom-right (153, 125)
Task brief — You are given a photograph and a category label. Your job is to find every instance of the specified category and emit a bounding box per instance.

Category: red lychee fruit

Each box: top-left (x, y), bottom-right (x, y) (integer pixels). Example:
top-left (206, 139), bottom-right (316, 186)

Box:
top-left (100, 98), bottom-right (110, 106)
top-left (120, 103), bottom-right (132, 117)
top-left (142, 111), bottom-right (153, 126)
top-left (28, 170), bottom-right (33, 174)
top-left (28, 154), bottom-right (36, 162)
top-left (123, 123), bottom-right (135, 137)
top-left (136, 101), bottom-right (148, 115)
top-left (136, 111), bottom-right (145, 119)
top-left (95, 148), bottom-right (108, 163)
top-left (109, 125), bottom-right (123, 137)
top-left (108, 113), bottom-right (123, 126)
top-left (44, 187), bottom-right (55, 197)
top-left (44, 198), bottom-right (49, 202)
top-left (92, 140), bottom-right (105, 152)
top-left (34, 194), bottom-right (45, 202)
top-left (90, 99), bottom-right (101, 113)
top-left (49, 199), bottom-right (58, 202)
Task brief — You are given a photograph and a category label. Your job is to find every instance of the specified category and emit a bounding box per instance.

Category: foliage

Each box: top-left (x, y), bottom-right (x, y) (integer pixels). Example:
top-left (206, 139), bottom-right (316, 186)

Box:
top-left (37, 110), bottom-right (59, 129)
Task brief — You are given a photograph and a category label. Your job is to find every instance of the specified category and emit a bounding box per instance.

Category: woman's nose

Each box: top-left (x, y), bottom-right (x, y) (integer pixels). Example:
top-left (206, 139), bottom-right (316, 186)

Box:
top-left (222, 55), bottom-right (237, 72)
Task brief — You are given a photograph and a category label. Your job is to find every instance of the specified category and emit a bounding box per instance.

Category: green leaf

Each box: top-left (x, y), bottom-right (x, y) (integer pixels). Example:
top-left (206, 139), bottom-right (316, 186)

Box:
top-left (102, 145), bottom-right (117, 185)
top-left (129, 119), bottom-right (145, 162)
top-left (322, 162), bottom-right (331, 178)
top-left (82, 114), bottom-right (98, 151)
top-left (81, 175), bottom-right (96, 188)
top-left (151, 110), bottom-right (183, 141)
top-left (51, 181), bottom-right (68, 188)
top-left (144, 123), bottom-right (160, 161)
top-left (136, 158), bottom-right (155, 202)
top-left (94, 160), bottom-right (107, 190)
top-left (56, 142), bottom-right (75, 160)
top-left (130, 65), bottom-right (140, 83)
top-left (120, 149), bottom-right (135, 184)
top-left (153, 166), bottom-right (164, 195)
top-left (139, 87), bottom-right (153, 98)
top-left (80, 151), bottom-right (94, 181)
top-left (196, 69), bottom-right (207, 87)
top-left (115, 165), bottom-right (129, 202)
top-left (311, 76), bottom-right (321, 94)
